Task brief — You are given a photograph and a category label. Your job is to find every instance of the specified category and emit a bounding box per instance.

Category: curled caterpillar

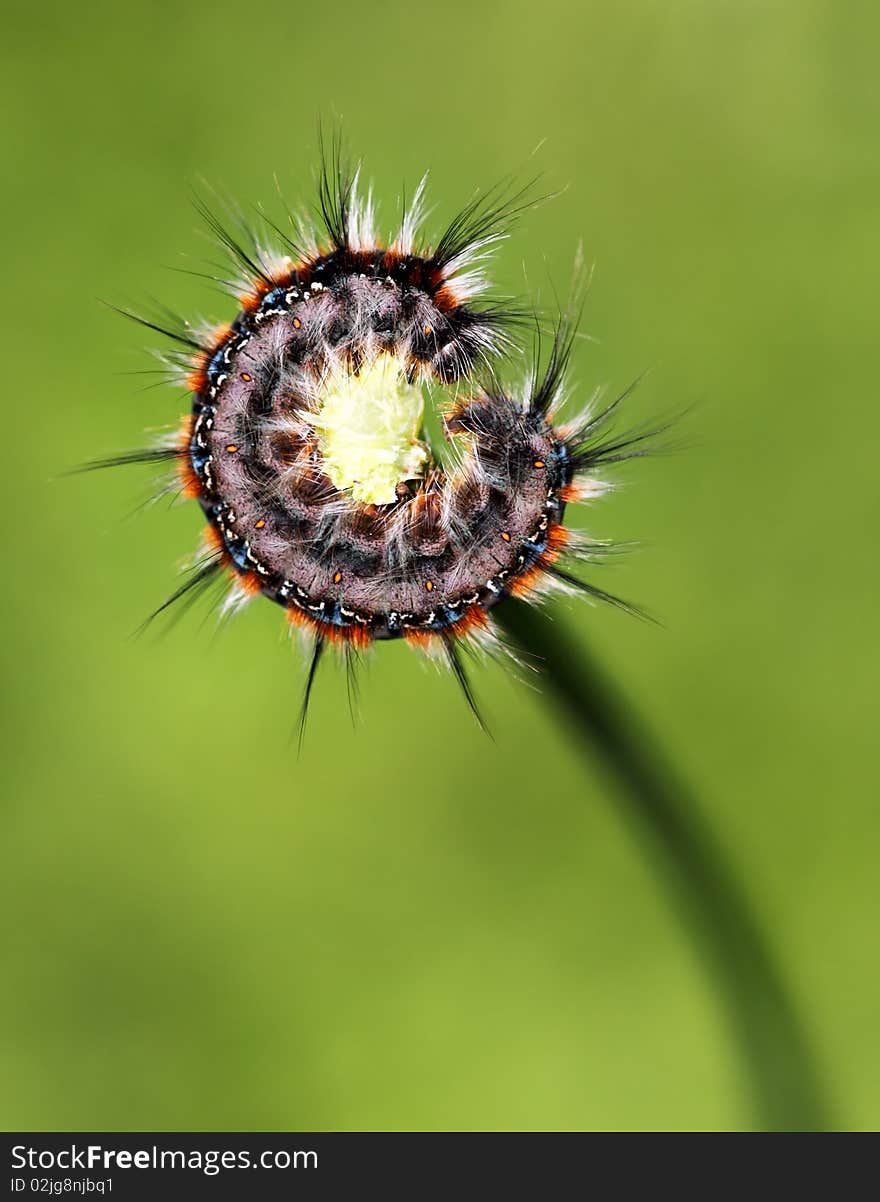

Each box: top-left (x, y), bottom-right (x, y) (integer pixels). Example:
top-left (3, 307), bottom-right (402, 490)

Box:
top-left (92, 147), bottom-right (661, 727)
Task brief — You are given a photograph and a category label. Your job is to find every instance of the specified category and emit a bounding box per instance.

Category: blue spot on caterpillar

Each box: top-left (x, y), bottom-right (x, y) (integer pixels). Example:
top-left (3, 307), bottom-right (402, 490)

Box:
top-left (90, 144), bottom-right (667, 731)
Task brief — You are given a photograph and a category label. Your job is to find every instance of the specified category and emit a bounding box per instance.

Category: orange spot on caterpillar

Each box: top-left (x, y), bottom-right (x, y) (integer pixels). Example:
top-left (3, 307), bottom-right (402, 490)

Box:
top-left (425, 580), bottom-right (434, 592)
top-left (333, 571), bottom-right (342, 585)
top-left (500, 531), bottom-right (511, 542)
top-left (226, 445), bottom-right (238, 454)
top-left (255, 519), bottom-right (266, 529)
top-left (293, 317), bottom-right (302, 329)
top-left (423, 324), bottom-right (432, 337)
top-left (533, 459), bottom-right (546, 469)
top-left (241, 372), bottom-right (252, 382)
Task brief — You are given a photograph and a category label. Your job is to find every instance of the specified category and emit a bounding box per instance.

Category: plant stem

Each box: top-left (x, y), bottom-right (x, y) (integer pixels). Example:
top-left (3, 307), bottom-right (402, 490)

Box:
top-left (497, 598), bottom-right (829, 1131)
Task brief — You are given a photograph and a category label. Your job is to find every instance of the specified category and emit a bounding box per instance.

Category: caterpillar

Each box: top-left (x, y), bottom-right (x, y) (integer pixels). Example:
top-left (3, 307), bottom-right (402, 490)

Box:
top-left (91, 144), bottom-right (661, 729)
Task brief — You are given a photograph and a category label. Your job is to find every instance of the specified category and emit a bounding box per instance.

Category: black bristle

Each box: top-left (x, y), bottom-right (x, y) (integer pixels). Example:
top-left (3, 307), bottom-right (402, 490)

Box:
top-left (529, 307), bottom-right (581, 418)
top-left (315, 126), bottom-right (356, 251)
top-left (191, 193), bottom-right (273, 287)
top-left (103, 302), bottom-right (205, 352)
top-left (544, 563), bottom-right (654, 623)
top-left (443, 635), bottom-right (490, 736)
top-left (566, 377), bottom-right (684, 474)
top-left (69, 447), bottom-right (182, 474)
top-left (432, 176), bottom-right (541, 268)
top-left (297, 633), bottom-right (326, 750)
top-left (135, 555), bottom-right (226, 637)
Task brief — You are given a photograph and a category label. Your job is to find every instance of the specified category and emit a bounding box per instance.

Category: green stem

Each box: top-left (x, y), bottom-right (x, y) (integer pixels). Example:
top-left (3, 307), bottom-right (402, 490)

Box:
top-left (496, 599), bottom-right (829, 1131)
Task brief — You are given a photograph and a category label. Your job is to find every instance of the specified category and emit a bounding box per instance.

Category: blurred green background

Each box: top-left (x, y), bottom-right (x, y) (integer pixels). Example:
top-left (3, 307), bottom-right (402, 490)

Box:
top-left (1, 0), bottom-right (877, 1132)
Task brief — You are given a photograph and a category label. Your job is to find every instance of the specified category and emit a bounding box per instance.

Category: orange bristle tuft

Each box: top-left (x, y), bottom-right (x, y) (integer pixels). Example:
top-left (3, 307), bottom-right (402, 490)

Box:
top-left (560, 482), bottom-right (586, 504)
top-left (508, 564), bottom-right (546, 599)
top-left (175, 416), bottom-right (202, 498)
top-left (402, 628), bottom-right (433, 649)
top-left (284, 607), bottom-right (372, 649)
top-left (452, 606), bottom-right (489, 636)
top-left (343, 623), bottom-right (372, 650)
top-left (205, 323), bottom-right (233, 352)
top-left (236, 570), bottom-right (263, 596)
top-left (239, 278), bottom-right (270, 313)
top-left (433, 283), bottom-right (459, 312)
top-left (203, 524), bottom-right (226, 557)
top-left (546, 524), bottom-right (570, 553)
top-left (177, 461), bottom-right (201, 500)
